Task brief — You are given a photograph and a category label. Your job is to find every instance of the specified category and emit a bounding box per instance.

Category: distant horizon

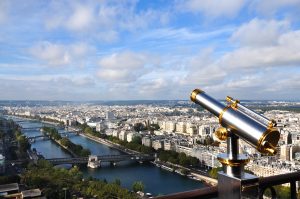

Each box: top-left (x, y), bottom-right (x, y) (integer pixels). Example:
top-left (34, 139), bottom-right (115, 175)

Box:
top-left (0, 99), bottom-right (300, 102)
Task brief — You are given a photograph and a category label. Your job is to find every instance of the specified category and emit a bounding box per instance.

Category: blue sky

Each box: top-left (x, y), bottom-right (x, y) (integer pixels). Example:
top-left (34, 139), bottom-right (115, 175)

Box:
top-left (0, 0), bottom-right (300, 101)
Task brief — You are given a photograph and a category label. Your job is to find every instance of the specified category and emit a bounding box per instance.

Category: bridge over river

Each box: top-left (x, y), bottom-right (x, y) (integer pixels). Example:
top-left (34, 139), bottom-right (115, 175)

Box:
top-left (26, 131), bottom-right (78, 140)
top-left (6, 154), bottom-right (155, 166)
top-left (47, 154), bottom-right (154, 165)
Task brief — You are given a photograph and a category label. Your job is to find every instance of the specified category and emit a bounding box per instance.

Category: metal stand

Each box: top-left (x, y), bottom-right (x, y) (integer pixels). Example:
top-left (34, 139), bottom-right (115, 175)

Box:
top-left (218, 133), bottom-right (259, 199)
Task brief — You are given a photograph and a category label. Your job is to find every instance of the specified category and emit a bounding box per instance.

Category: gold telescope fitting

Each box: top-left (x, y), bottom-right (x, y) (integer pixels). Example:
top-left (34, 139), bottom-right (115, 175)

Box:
top-left (190, 89), bottom-right (203, 102)
top-left (217, 156), bottom-right (250, 167)
top-left (214, 127), bottom-right (228, 141)
top-left (257, 127), bottom-right (279, 155)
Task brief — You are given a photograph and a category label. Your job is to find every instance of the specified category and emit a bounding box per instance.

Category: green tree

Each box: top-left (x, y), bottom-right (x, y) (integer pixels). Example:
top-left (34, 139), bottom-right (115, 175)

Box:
top-left (131, 136), bottom-right (142, 144)
top-left (18, 135), bottom-right (31, 152)
top-left (132, 181), bottom-right (145, 192)
top-left (208, 167), bottom-right (222, 179)
top-left (114, 178), bottom-right (121, 186)
top-left (84, 127), bottom-right (93, 135)
top-left (133, 123), bottom-right (146, 132)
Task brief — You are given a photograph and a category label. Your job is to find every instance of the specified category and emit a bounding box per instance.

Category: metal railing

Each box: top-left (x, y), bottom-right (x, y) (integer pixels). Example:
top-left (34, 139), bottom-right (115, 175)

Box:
top-left (154, 172), bottom-right (300, 199)
top-left (154, 186), bottom-right (218, 199)
top-left (259, 171), bottom-right (300, 199)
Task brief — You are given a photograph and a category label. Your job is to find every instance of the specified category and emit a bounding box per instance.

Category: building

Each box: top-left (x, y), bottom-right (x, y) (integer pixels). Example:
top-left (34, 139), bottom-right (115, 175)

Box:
top-left (165, 121), bottom-right (175, 133)
top-left (280, 145), bottom-right (291, 161)
top-left (21, 189), bottom-right (42, 198)
top-left (164, 140), bottom-right (176, 151)
top-left (158, 121), bottom-right (166, 131)
top-left (142, 136), bottom-right (152, 147)
top-left (191, 147), bottom-right (221, 168)
top-left (96, 122), bottom-right (106, 132)
top-left (112, 130), bottom-right (119, 138)
top-left (106, 111), bottom-right (115, 120)
top-left (175, 122), bottom-right (186, 134)
top-left (176, 144), bottom-right (192, 156)
top-left (0, 154), bottom-right (5, 174)
top-left (0, 183), bottom-right (19, 196)
top-left (119, 131), bottom-right (127, 141)
top-left (127, 132), bottom-right (141, 142)
top-left (152, 139), bottom-right (164, 150)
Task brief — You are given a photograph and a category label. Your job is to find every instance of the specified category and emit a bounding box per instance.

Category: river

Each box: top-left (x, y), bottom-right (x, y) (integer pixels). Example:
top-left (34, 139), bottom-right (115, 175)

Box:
top-left (8, 116), bottom-right (206, 195)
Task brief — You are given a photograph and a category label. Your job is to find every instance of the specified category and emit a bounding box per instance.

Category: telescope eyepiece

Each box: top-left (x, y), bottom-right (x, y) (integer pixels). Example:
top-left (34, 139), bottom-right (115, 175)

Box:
top-left (190, 89), bottom-right (204, 102)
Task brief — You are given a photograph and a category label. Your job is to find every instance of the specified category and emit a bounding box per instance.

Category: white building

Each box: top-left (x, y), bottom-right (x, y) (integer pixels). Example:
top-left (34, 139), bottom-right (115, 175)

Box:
top-left (112, 130), bottom-right (119, 138)
top-left (119, 131), bottom-right (127, 141)
top-left (96, 122), bottom-right (106, 132)
top-left (165, 121), bottom-right (175, 133)
top-left (152, 140), bottom-right (164, 150)
top-left (175, 122), bottom-right (186, 134)
top-left (127, 132), bottom-right (141, 142)
top-left (142, 136), bottom-right (152, 147)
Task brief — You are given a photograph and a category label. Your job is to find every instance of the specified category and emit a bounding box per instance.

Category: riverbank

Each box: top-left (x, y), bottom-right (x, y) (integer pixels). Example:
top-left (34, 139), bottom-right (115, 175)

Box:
top-left (80, 133), bottom-right (138, 155)
top-left (10, 115), bottom-right (216, 187)
top-left (7, 114), bottom-right (63, 126)
top-left (50, 138), bottom-right (78, 157)
top-left (153, 160), bottom-right (217, 186)
top-left (79, 132), bottom-right (217, 186)
top-left (9, 117), bottom-right (206, 196)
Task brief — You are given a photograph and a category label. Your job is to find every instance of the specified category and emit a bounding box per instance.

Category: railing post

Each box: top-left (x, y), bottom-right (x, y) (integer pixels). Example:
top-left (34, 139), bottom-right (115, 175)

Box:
top-left (290, 181), bottom-right (297, 199)
top-left (218, 134), bottom-right (259, 199)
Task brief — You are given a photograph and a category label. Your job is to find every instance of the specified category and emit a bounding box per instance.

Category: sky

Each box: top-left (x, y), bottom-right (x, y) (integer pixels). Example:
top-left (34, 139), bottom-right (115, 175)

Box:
top-left (0, 0), bottom-right (300, 101)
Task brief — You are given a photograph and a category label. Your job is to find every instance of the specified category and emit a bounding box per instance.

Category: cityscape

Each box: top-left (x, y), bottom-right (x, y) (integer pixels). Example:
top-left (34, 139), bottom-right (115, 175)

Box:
top-left (0, 99), bottom-right (300, 198)
top-left (1, 0), bottom-right (300, 199)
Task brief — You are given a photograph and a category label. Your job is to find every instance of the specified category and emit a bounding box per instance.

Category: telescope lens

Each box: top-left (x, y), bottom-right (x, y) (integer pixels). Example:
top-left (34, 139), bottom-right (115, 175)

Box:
top-left (190, 89), bottom-right (203, 102)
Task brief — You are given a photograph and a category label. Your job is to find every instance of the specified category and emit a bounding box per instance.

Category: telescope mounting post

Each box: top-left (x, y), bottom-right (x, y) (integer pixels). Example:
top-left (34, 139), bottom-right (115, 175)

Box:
top-left (217, 131), bottom-right (259, 198)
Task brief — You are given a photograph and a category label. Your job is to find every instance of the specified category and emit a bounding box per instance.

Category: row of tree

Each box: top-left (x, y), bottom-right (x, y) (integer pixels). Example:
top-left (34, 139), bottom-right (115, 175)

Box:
top-left (60, 137), bottom-right (91, 157)
top-left (15, 130), bottom-right (31, 154)
top-left (78, 122), bottom-right (200, 168)
top-left (107, 135), bottom-right (155, 154)
top-left (157, 150), bottom-right (199, 167)
top-left (42, 126), bottom-right (90, 157)
top-left (42, 126), bottom-right (62, 140)
top-left (106, 135), bottom-right (199, 168)
top-left (21, 160), bottom-right (140, 199)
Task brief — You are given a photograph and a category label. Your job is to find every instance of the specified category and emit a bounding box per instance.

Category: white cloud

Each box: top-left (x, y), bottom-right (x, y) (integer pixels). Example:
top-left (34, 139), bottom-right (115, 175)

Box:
top-left (30, 42), bottom-right (70, 66)
top-left (0, 0), bottom-right (9, 24)
top-left (66, 4), bottom-right (94, 31)
top-left (181, 48), bottom-right (227, 88)
top-left (177, 24), bottom-right (300, 99)
top-left (231, 19), bottom-right (290, 47)
top-left (222, 30), bottom-right (300, 69)
top-left (251, 0), bottom-right (300, 16)
top-left (29, 42), bottom-right (92, 67)
top-left (44, 1), bottom-right (170, 42)
top-left (140, 27), bottom-right (234, 41)
top-left (177, 0), bottom-right (246, 18)
top-left (97, 51), bottom-right (159, 83)
top-left (0, 75), bottom-right (96, 100)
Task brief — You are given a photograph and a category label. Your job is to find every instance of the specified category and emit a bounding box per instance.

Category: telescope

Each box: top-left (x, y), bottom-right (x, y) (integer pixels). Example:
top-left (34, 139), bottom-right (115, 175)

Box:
top-left (190, 88), bottom-right (280, 198)
top-left (190, 89), bottom-right (279, 156)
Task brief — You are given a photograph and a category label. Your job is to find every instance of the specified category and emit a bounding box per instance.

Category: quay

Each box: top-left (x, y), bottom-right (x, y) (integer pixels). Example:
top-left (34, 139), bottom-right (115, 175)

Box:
top-left (80, 132), bottom-right (217, 185)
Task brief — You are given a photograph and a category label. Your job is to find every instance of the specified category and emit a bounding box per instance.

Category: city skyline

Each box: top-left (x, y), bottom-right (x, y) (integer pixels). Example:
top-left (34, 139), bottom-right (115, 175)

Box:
top-left (1, 0), bottom-right (300, 101)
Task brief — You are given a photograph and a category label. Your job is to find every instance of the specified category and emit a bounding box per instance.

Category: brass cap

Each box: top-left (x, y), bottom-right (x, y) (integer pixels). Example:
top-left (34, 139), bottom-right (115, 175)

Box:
top-left (214, 127), bottom-right (228, 141)
top-left (190, 89), bottom-right (203, 102)
top-left (257, 127), bottom-right (280, 155)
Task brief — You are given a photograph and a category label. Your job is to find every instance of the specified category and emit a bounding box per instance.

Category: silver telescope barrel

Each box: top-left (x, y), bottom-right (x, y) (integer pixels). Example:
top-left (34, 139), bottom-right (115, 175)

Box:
top-left (191, 89), bottom-right (280, 155)
top-left (226, 96), bottom-right (277, 128)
